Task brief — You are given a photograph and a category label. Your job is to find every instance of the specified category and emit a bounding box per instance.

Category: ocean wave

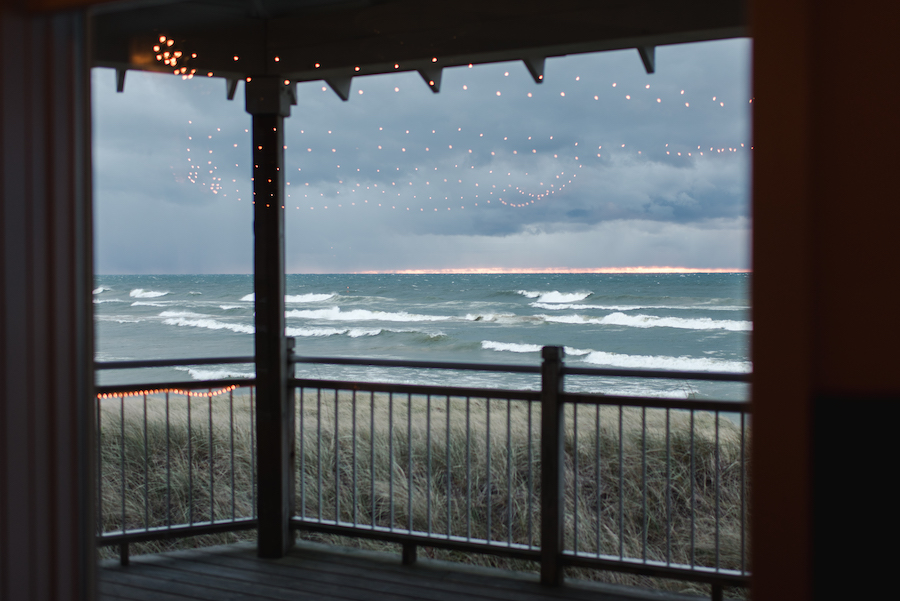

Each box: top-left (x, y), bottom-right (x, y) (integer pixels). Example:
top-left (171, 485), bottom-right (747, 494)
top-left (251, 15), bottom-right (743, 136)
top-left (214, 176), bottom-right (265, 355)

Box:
top-left (464, 312), bottom-right (518, 322)
top-left (518, 290), bottom-right (592, 303)
top-left (540, 312), bottom-right (751, 331)
top-left (162, 316), bottom-right (254, 334)
top-left (286, 293), bottom-right (335, 303)
top-left (130, 289), bottom-right (169, 298)
top-left (131, 301), bottom-right (167, 307)
top-left (219, 305), bottom-right (243, 311)
top-left (286, 326), bottom-right (348, 337)
top-left (481, 340), bottom-right (543, 353)
top-left (581, 350), bottom-right (751, 373)
top-left (286, 307), bottom-right (451, 322)
top-left (532, 302), bottom-right (749, 312)
top-left (175, 366), bottom-right (254, 380)
top-left (93, 299), bottom-right (125, 304)
top-left (93, 286), bottom-right (110, 295)
top-left (241, 292), bottom-right (337, 303)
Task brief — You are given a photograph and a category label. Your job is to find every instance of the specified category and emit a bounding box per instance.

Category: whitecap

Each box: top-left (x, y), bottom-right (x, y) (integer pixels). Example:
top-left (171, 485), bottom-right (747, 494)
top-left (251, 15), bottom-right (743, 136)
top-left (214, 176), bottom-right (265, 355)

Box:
top-left (286, 307), bottom-right (451, 322)
top-left (131, 301), bottom-right (167, 307)
top-left (481, 340), bottom-right (543, 353)
top-left (581, 350), bottom-right (751, 373)
top-left (130, 289), bottom-right (169, 298)
top-left (162, 316), bottom-right (254, 334)
top-left (92, 286), bottom-right (109, 295)
top-left (175, 366), bottom-right (254, 380)
top-left (286, 293), bottom-right (335, 303)
top-left (540, 312), bottom-right (752, 331)
top-left (286, 326), bottom-right (348, 337)
top-left (240, 293), bottom-right (255, 301)
top-left (518, 290), bottom-right (592, 303)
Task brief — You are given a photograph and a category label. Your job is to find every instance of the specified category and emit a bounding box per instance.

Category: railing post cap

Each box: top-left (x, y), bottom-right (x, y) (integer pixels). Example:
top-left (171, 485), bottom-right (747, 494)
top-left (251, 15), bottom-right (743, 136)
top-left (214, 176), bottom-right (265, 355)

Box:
top-left (542, 346), bottom-right (564, 360)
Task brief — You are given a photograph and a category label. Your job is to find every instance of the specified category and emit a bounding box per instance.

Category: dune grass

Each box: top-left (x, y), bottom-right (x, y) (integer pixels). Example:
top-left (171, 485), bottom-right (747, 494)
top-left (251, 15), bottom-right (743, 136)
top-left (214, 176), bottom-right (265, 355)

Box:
top-left (98, 388), bottom-right (749, 597)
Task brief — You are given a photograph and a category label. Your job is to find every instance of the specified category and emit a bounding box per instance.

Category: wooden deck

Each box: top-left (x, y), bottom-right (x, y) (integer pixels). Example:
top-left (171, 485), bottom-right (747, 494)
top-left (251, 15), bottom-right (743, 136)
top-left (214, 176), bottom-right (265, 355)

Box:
top-left (99, 541), bottom-right (703, 601)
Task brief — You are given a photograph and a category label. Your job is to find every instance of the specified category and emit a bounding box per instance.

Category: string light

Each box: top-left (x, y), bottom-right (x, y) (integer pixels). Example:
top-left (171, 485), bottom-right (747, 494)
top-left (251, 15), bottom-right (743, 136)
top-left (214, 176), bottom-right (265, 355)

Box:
top-left (97, 385), bottom-right (240, 399)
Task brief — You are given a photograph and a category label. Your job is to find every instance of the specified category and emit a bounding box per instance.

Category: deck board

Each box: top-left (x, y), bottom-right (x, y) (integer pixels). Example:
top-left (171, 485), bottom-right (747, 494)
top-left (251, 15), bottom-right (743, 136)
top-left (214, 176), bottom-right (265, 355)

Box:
top-left (99, 541), bottom-right (704, 601)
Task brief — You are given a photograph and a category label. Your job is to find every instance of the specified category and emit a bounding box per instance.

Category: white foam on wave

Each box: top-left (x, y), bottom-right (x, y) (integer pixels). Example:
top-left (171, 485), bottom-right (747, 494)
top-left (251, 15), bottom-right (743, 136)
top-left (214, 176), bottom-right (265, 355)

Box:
top-left (533, 302), bottom-right (749, 312)
top-left (219, 305), bottom-right (243, 311)
top-left (482, 341), bottom-right (594, 356)
top-left (162, 315), bottom-right (254, 334)
top-left (581, 350), bottom-right (751, 373)
top-left (130, 289), bottom-right (169, 298)
top-left (286, 293), bottom-right (335, 303)
top-left (541, 312), bottom-right (751, 331)
top-left (518, 290), bottom-right (592, 303)
top-left (482, 340), bottom-right (543, 353)
top-left (286, 326), bottom-right (347, 337)
top-left (93, 299), bottom-right (125, 304)
top-left (131, 301), bottom-right (167, 307)
top-left (241, 292), bottom-right (335, 303)
top-left (465, 312), bottom-right (518, 322)
top-left (287, 307), bottom-right (451, 322)
top-left (175, 366), bottom-right (254, 380)
top-left (93, 286), bottom-right (110, 295)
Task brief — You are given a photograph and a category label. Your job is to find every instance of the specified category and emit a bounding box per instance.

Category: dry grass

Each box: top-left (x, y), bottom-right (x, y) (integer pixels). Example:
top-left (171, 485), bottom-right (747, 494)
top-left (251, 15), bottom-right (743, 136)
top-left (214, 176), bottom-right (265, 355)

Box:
top-left (98, 388), bottom-right (749, 597)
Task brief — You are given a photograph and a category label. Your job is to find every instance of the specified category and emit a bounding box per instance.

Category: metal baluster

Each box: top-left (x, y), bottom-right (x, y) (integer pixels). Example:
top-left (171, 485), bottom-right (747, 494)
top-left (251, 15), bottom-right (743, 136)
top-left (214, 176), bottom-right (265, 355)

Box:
top-left (120, 395), bottom-right (126, 533)
top-left (446, 395), bottom-right (452, 538)
top-left (466, 395), bottom-right (471, 540)
top-left (407, 393), bottom-right (413, 533)
top-left (573, 404), bottom-right (579, 554)
top-left (334, 389), bottom-right (340, 523)
top-left (299, 388), bottom-right (305, 518)
top-left (666, 408), bottom-right (671, 565)
top-left (506, 398), bottom-right (512, 546)
top-left (230, 389), bottom-right (235, 521)
top-left (317, 388), bottom-right (322, 521)
top-left (389, 392), bottom-right (394, 530)
top-left (741, 411), bottom-right (747, 573)
top-left (486, 397), bottom-right (492, 542)
top-left (209, 391), bottom-right (214, 524)
top-left (618, 405), bottom-right (624, 560)
top-left (187, 392), bottom-right (193, 525)
top-left (715, 410), bottom-right (721, 570)
top-left (426, 394), bottom-right (432, 535)
top-left (143, 393), bottom-right (149, 530)
top-left (595, 404), bottom-right (601, 556)
top-left (641, 406), bottom-right (647, 562)
top-left (526, 399), bottom-right (533, 548)
top-left (370, 391), bottom-right (375, 527)
top-left (352, 390), bottom-right (358, 526)
top-left (96, 395), bottom-right (103, 533)
top-left (166, 392), bottom-right (171, 527)
top-left (690, 409), bottom-right (696, 567)
top-left (250, 387), bottom-right (256, 518)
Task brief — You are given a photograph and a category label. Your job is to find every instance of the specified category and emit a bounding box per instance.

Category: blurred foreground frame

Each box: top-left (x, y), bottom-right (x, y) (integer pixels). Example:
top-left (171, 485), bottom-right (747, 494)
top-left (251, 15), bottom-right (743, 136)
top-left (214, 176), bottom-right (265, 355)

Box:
top-left (4, 1), bottom-right (900, 601)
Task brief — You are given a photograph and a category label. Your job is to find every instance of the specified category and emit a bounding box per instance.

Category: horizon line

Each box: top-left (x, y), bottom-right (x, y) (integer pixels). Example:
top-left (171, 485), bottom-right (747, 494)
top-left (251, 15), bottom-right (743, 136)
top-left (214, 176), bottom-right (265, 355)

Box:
top-left (352, 267), bottom-right (751, 275)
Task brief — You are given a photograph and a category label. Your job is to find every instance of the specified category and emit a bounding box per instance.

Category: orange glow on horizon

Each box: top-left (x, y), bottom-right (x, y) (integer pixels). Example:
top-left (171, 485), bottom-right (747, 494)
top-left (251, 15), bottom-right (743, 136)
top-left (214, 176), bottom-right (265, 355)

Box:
top-left (352, 267), bottom-right (750, 275)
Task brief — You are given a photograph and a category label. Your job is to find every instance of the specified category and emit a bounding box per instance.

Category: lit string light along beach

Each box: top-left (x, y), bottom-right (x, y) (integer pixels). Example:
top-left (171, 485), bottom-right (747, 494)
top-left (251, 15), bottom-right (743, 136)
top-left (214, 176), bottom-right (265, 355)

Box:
top-left (177, 66), bottom-right (753, 215)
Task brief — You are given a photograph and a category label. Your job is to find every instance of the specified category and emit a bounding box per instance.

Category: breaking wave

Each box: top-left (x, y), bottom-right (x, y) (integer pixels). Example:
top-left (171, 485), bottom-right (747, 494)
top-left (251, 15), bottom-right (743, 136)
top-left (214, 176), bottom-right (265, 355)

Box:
top-left (130, 289), bottom-right (169, 298)
top-left (287, 307), bottom-right (451, 322)
top-left (581, 350), bottom-right (751, 373)
top-left (541, 312), bottom-right (751, 331)
top-left (518, 290), bottom-right (592, 303)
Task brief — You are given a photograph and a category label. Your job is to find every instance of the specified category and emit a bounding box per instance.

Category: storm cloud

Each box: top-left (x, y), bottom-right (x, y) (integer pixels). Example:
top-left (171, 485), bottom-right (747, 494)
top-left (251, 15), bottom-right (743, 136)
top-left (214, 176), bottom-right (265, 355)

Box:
top-left (93, 38), bottom-right (751, 274)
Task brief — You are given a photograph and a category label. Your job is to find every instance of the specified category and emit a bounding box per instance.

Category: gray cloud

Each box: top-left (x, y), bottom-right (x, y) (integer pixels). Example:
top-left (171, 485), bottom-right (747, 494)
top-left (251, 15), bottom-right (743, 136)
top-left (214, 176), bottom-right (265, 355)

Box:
top-left (93, 38), bottom-right (751, 274)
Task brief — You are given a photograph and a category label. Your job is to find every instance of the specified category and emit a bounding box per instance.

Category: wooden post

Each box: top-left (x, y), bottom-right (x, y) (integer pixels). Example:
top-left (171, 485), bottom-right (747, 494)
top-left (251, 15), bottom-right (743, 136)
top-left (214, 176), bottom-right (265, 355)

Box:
top-left (540, 346), bottom-right (565, 585)
top-left (246, 76), bottom-right (295, 558)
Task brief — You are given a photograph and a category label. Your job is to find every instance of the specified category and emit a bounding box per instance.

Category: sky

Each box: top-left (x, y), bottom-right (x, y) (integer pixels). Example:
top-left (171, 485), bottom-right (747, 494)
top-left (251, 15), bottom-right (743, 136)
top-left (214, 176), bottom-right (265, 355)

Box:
top-left (92, 38), bottom-right (752, 274)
